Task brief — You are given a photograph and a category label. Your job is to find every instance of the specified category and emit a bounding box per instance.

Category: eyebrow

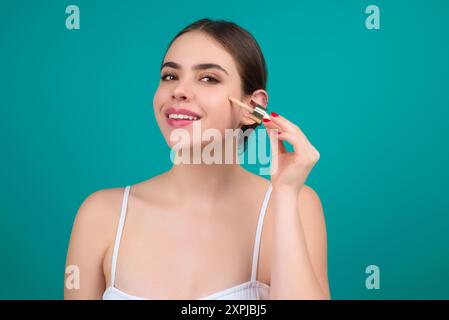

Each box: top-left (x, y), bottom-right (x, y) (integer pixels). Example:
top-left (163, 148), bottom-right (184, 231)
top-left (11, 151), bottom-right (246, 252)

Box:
top-left (160, 61), bottom-right (229, 76)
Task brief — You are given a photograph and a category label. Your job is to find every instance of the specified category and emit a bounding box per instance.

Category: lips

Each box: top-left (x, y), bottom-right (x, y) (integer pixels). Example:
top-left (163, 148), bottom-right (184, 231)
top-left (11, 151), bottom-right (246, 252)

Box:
top-left (164, 107), bottom-right (202, 128)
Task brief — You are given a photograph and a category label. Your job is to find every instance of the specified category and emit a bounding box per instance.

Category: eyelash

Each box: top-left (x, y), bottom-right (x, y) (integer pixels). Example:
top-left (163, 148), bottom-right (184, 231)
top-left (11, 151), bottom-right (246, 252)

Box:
top-left (160, 73), bottom-right (220, 84)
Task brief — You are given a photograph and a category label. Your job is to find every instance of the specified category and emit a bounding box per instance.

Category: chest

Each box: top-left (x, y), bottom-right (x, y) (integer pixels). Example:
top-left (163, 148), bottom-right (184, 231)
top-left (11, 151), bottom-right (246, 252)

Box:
top-left (102, 195), bottom-right (273, 299)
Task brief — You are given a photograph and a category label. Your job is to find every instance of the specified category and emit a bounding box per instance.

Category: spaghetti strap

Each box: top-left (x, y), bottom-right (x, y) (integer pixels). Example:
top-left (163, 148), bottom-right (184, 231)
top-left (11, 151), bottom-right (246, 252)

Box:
top-left (250, 183), bottom-right (273, 282)
top-left (110, 186), bottom-right (131, 287)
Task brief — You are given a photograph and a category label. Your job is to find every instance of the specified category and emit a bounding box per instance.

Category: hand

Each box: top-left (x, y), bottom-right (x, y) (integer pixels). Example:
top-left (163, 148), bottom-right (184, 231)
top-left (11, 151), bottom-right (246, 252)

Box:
top-left (262, 112), bottom-right (320, 193)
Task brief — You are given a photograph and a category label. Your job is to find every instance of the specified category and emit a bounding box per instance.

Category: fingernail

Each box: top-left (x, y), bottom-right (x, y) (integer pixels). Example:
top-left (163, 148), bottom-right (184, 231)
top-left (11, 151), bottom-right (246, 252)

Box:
top-left (271, 112), bottom-right (279, 117)
top-left (263, 118), bottom-right (271, 123)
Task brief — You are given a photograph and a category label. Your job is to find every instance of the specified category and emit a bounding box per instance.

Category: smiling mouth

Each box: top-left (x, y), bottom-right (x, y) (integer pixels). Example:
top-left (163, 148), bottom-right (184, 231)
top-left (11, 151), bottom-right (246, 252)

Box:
top-left (165, 113), bottom-right (203, 128)
top-left (166, 113), bottom-right (201, 121)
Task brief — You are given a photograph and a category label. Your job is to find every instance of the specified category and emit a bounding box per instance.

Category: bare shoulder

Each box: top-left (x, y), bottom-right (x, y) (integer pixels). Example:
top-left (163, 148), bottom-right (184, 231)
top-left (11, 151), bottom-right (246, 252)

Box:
top-left (71, 186), bottom-right (128, 257)
top-left (296, 185), bottom-right (327, 243)
top-left (297, 185), bottom-right (330, 298)
top-left (259, 184), bottom-right (328, 292)
top-left (75, 187), bottom-right (124, 227)
top-left (296, 184), bottom-right (327, 241)
top-left (241, 170), bottom-right (271, 191)
top-left (298, 185), bottom-right (324, 215)
top-left (64, 187), bottom-right (126, 299)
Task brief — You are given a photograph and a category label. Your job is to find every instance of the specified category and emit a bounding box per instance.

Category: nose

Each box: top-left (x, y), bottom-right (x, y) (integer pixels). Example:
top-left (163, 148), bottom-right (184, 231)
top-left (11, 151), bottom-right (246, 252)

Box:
top-left (172, 80), bottom-right (194, 102)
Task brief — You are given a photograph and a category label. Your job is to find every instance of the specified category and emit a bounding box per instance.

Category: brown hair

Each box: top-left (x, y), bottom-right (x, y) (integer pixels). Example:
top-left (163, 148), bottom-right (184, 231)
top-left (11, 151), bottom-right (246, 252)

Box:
top-left (161, 18), bottom-right (268, 151)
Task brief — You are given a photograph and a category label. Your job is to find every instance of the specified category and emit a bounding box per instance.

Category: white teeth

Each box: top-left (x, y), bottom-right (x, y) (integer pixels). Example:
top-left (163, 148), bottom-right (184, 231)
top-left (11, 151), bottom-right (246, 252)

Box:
top-left (168, 114), bottom-right (198, 121)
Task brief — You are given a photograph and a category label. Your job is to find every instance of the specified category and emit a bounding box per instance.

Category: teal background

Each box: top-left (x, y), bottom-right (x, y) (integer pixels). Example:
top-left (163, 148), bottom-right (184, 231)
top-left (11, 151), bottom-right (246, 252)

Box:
top-left (1, 0), bottom-right (448, 299)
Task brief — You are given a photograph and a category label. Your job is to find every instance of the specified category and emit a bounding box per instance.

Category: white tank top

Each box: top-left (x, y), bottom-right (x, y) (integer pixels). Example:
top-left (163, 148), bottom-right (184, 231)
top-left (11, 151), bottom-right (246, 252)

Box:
top-left (103, 183), bottom-right (273, 300)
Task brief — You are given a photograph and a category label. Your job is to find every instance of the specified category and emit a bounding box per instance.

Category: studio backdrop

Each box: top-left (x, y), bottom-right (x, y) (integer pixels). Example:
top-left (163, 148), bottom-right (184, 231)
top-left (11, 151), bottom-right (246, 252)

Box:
top-left (1, 0), bottom-right (448, 299)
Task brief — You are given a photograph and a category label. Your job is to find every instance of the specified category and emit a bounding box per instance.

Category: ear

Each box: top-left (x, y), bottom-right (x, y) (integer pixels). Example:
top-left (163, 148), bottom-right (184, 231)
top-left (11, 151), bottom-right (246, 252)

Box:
top-left (239, 89), bottom-right (269, 126)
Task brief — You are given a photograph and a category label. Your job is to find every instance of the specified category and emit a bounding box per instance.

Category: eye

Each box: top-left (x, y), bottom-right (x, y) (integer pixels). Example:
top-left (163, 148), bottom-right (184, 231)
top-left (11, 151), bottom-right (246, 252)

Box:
top-left (161, 73), bottom-right (177, 81)
top-left (160, 73), bottom-right (219, 83)
top-left (200, 74), bottom-right (219, 84)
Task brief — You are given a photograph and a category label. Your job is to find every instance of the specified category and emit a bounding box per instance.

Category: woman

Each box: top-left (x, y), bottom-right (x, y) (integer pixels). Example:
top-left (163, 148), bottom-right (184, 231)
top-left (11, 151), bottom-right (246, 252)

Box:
top-left (64, 18), bottom-right (330, 300)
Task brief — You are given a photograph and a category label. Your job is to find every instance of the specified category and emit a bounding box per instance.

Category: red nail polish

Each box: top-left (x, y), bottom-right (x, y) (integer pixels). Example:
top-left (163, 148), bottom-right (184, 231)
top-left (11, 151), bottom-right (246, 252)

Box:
top-left (271, 112), bottom-right (279, 117)
top-left (263, 118), bottom-right (271, 123)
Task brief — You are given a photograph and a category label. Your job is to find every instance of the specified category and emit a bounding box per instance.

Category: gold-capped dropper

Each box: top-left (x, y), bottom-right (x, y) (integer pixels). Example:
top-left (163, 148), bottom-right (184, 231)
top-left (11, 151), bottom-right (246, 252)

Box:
top-left (228, 96), bottom-right (270, 124)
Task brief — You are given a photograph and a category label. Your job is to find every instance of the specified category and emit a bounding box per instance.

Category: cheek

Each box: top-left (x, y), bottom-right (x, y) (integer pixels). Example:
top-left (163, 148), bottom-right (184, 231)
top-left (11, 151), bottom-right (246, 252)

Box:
top-left (201, 91), bottom-right (240, 127)
top-left (153, 86), bottom-right (172, 124)
top-left (205, 105), bottom-right (234, 132)
top-left (152, 89), bottom-right (171, 140)
top-left (153, 86), bottom-right (166, 113)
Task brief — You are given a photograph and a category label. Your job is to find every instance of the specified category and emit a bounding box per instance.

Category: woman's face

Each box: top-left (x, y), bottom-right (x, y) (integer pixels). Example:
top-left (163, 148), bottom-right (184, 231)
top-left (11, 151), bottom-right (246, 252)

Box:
top-left (153, 31), bottom-right (249, 149)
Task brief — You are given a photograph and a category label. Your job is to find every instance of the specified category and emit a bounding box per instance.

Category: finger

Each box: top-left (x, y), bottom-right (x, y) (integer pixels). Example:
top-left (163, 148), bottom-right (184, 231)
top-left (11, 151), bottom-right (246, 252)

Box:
top-left (270, 112), bottom-right (310, 143)
top-left (262, 117), bottom-right (280, 130)
top-left (263, 119), bottom-right (287, 153)
top-left (272, 130), bottom-right (287, 154)
top-left (276, 131), bottom-right (309, 157)
top-left (279, 131), bottom-right (321, 162)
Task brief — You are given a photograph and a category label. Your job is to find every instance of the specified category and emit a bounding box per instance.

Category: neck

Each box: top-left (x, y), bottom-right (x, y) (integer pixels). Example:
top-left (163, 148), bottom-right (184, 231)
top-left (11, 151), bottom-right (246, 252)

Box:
top-left (166, 162), bottom-right (248, 201)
